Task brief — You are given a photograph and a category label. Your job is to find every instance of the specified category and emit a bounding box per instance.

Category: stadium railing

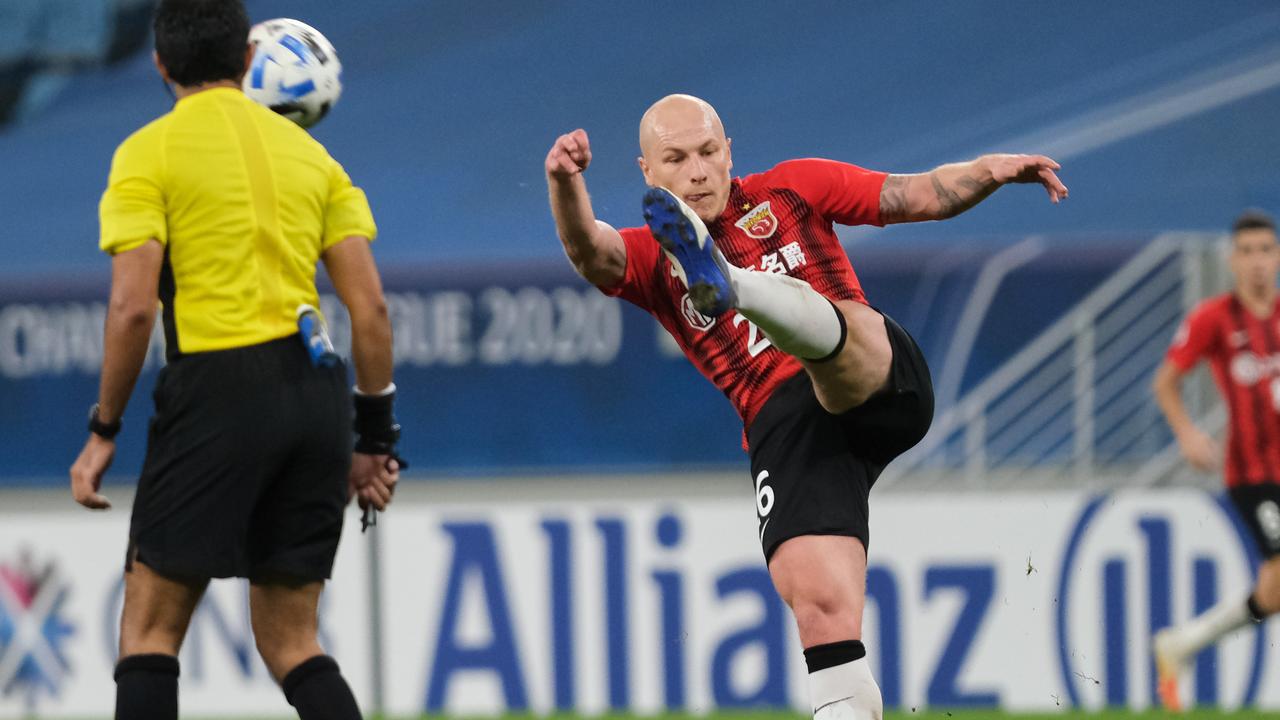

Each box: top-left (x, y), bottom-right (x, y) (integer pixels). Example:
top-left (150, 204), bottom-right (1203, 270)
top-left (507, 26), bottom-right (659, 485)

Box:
top-left (882, 232), bottom-right (1229, 491)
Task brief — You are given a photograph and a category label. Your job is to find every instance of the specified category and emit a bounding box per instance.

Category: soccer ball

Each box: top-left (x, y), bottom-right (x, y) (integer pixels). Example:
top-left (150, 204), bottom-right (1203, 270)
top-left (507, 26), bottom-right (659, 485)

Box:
top-left (243, 18), bottom-right (342, 129)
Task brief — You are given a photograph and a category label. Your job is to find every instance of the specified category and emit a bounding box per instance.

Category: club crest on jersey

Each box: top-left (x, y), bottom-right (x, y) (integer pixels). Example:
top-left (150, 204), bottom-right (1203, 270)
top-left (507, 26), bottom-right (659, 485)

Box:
top-left (680, 293), bottom-right (716, 331)
top-left (735, 201), bottom-right (778, 240)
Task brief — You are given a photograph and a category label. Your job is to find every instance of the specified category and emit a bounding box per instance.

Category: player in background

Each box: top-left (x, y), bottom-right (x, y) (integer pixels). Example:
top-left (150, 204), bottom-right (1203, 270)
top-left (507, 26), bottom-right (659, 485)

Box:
top-left (545, 94), bottom-right (1067, 719)
top-left (1152, 210), bottom-right (1280, 712)
top-left (67, 1), bottom-right (400, 718)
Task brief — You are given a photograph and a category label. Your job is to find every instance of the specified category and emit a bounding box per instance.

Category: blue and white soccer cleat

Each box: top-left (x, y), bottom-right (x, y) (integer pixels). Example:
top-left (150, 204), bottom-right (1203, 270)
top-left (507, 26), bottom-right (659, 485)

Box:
top-left (642, 187), bottom-right (738, 317)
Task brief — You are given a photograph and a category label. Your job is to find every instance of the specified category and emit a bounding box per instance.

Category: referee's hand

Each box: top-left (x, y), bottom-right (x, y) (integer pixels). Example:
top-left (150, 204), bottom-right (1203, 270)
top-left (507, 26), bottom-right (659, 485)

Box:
top-left (348, 453), bottom-right (399, 511)
top-left (70, 435), bottom-right (114, 510)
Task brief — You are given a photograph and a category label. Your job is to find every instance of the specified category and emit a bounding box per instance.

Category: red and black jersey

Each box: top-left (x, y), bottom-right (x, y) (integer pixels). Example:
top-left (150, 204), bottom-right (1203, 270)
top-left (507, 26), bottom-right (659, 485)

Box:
top-left (601, 158), bottom-right (887, 436)
top-left (1167, 293), bottom-right (1280, 487)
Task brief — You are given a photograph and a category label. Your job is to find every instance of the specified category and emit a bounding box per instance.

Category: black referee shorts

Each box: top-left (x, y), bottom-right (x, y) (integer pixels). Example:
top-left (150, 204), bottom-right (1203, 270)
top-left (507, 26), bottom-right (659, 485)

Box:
top-left (127, 335), bottom-right (353, 582)
top-left (747, 312), bottom-right (934, 561)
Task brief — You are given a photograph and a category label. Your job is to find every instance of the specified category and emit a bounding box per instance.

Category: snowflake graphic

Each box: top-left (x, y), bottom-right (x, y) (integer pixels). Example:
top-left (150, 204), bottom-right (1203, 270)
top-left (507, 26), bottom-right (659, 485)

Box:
top-left (0, 549), bottom-right (76, 710)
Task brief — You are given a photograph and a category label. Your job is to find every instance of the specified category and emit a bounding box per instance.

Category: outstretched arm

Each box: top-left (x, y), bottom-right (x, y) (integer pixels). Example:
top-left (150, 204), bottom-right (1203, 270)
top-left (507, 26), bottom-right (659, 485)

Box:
top-left (879, 154), bottom-right (1068, 224)
top-left (546, 129), bottom-right (626, 287)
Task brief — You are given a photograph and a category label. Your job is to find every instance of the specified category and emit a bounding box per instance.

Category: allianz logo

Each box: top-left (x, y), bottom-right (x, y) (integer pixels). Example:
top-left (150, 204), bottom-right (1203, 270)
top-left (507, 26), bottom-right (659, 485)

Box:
top-left (1056, 492), bottom-right (1265, 710)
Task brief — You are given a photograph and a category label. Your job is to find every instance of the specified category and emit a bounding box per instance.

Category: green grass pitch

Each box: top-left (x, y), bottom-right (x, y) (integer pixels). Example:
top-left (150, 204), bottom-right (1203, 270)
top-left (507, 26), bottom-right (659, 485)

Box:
top-left (400, 710), bottom-right (1276, 719)
top-left (160, 710), bottom-right (1276, 719)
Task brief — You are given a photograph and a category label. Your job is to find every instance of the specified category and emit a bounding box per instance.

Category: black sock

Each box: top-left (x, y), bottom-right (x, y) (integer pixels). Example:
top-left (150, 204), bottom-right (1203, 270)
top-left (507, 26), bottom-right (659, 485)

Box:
top-left (803, 639), bottom-right (866, 673)
top-left (115, 653), bottom-right (179, 720)
top-left (803, 300), bottom-right (849, 363)
top-left (1247, 593), bottom-right (1268, 622)
top-left (282, 655), bottom-right (362, 720)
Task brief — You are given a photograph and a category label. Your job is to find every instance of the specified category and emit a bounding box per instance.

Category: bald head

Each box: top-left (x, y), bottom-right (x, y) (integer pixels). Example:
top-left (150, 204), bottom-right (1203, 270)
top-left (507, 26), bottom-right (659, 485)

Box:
top-left (636, 94), bottom-right (734, 221)
top-left (639, 94), bottom-right (726, 157)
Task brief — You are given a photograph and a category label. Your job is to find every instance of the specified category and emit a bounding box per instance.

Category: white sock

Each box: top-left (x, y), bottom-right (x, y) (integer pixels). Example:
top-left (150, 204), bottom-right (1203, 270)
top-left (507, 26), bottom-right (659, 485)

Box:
top-left (809, 657), bottom-right (882, 719)
top-left (1166, 596), bottom-right (1257, 660)
top-left (727, 264), bottom-right (845, 361)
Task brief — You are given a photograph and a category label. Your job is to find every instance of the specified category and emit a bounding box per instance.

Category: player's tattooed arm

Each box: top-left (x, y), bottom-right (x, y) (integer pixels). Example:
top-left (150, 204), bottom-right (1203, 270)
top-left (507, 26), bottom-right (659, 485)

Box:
top-left (927, 169), bottom-right (997, 219)
top-left (878, 174), bottom-right (912, 224)
top-left (879, 154), bottom-right (1068, 224)
top-left (879, 163), bottom-right (995, 223)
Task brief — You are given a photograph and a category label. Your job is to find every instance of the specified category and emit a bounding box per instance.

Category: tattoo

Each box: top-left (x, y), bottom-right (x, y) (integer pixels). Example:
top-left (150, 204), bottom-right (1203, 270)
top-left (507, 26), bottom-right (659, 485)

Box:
top-left (932, 173), bottom-right (994, 219)
top-left (930, 174), bottom-right (965, 217)
top-left (879, 174), bottom-right (911, 224)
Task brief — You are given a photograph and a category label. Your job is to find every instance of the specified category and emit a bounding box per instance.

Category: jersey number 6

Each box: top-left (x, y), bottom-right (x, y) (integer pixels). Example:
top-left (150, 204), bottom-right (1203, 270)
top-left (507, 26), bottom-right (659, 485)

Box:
top-left (754, 469), bottom-right (775, 518)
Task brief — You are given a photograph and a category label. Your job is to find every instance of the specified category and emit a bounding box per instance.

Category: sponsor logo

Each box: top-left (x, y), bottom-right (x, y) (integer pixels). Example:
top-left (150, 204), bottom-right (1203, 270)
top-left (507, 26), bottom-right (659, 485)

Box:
top-left (0, 550), bottom-right (75, 707)
top-left (757, 241), bottom-right (807, 275)
top-left (1228, 351), bottom-right (1280, 386)
top-left (1056, 493), bottom-right (1264, 709)
top-left (735, 201), bottom-right (778, 240)
top-left (680, 293), bottom-right (716, 332)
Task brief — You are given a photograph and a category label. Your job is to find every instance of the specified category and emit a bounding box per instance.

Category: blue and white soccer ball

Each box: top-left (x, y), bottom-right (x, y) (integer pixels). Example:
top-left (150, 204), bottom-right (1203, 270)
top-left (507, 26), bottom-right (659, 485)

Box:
top-left (243, 18), bottom-right (342, 129)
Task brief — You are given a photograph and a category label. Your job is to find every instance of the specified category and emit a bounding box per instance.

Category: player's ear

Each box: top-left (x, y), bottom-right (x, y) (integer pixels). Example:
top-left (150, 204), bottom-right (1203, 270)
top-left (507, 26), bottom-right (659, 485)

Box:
top-left (637, 156), bottom-right (654, 187)
top-left (726, 137), bottom-right (733, 172)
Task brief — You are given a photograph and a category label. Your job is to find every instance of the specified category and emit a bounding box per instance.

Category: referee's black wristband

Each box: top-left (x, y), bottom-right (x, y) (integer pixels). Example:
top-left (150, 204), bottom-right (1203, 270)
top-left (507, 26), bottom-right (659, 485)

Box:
top-left (88, 403), bottom-right (122, 440)
top-left (354, 385), bottom-right (399, 455)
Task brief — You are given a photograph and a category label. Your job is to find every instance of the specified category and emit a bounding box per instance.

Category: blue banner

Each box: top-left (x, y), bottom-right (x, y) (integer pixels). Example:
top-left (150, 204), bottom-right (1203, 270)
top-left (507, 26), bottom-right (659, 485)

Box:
top-left (0, 238), bottom-right (1147, 486)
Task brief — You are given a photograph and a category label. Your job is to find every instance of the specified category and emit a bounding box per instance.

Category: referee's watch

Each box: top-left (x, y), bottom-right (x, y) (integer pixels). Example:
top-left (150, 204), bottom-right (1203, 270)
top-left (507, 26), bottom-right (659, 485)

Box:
top-left (88, 403), bottom-right (122, 440)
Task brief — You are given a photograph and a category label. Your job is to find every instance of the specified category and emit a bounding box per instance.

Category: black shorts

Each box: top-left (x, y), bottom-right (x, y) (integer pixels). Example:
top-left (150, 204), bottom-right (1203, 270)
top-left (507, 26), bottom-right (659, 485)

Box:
top-left (128, 335), bottom-right (353, 582)
top-left (1228, 484), bottom-right (1280, 558)
top-left (747, 312), bottom-right (933, 561)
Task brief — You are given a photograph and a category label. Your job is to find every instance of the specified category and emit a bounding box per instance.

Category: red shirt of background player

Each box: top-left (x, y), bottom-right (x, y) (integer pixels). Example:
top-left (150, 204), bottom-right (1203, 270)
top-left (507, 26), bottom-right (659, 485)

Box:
top-left (602, 158), bottom-right (887, 431)
top-left (1167, 293), bottom-right (1280, 487)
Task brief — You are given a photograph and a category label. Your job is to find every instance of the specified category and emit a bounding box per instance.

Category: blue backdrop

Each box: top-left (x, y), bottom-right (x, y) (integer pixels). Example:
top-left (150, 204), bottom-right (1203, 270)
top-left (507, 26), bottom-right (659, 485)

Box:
top-left (2, 0), bottom-right (1275, 483)
top-left (0, 238), bottom-right (1145, 485)
top-left (1, 1), bottom-right (1278, 278)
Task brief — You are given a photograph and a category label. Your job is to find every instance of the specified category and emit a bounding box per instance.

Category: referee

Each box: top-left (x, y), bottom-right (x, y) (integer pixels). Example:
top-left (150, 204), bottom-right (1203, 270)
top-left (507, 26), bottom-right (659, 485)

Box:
top-left (67, 2), bottom-right (400, 719)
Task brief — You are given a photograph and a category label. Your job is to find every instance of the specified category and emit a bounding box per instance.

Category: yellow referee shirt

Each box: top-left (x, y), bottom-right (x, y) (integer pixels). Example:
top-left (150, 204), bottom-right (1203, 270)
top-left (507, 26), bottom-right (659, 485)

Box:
top-left (98, 87), bottom-right (376, 357)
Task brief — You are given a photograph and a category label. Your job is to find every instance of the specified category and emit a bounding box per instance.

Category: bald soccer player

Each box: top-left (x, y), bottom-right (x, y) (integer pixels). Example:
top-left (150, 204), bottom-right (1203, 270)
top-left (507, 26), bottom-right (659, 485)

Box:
top-left (545, 95), bottom-right (1068, 719)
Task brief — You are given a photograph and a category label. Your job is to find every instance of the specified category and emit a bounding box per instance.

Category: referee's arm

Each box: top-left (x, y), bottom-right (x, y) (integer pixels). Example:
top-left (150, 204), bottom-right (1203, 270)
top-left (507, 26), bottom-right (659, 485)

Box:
top-left (70, 240), bottom-right (162, 509)
top-left (324, 235), bottom-right (399, 512)
top-left (323, 236), bottom-right (392, 393)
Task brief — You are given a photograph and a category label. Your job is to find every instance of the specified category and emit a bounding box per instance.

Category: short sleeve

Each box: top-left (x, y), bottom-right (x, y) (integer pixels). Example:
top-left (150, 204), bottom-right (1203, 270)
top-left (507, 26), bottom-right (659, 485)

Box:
top-left (597, 226), bottom-right (661, 310)
top-left (324, 157), bottom-right (377, 249)
top-left (99, 134), bottom-right (166, 255)
top-left (766, 158), bottom-right (888, 227)
top-left (1166, 302), bottom-right (1220, 372)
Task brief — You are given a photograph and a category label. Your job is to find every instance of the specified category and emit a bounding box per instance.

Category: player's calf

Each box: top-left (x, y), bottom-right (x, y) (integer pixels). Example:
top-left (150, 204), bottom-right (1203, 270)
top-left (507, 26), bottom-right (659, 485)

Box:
top-left (250, 581), bottom-right (363, 719)
top-left (804, 301), bottom-right (894, 413)
top-left (1252, 556), bottom-right (1280, 616)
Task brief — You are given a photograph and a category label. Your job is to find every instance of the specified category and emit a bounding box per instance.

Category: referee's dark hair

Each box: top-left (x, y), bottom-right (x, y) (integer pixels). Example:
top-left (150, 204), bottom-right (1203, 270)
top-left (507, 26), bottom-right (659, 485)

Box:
top-left (153, 0), bottom-right (250, 87)
top-left (1232, 209), bottom-right (1277, 237)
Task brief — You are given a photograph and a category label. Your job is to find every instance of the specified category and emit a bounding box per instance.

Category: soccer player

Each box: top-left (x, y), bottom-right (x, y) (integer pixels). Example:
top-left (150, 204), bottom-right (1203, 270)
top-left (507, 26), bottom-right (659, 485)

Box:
top-left (1152, 210), bottom-right (1280, 711)
top-left (66, 2), bottom-right (401, 719)
top-left (545, 94), bottom-right (1067, 719)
